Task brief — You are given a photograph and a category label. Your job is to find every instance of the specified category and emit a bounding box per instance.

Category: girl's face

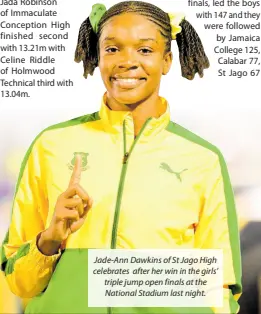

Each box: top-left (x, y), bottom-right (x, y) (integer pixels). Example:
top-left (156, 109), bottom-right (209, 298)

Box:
top-left (98, 12), bottom-right (172, 106)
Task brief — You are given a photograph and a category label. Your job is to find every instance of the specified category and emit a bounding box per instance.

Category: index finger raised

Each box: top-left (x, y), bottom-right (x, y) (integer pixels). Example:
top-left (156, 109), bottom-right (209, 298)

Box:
top-left (69, 154), bottom-right (82, 187)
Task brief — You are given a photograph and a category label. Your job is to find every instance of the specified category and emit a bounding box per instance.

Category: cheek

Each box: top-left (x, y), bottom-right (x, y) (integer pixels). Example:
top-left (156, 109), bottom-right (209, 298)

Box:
top-left (143, 57), bottom-right (164, 77)
top-left (98, 54), bottom-right (110, 71)
top-left (98, 54), bottom-right (164, 79)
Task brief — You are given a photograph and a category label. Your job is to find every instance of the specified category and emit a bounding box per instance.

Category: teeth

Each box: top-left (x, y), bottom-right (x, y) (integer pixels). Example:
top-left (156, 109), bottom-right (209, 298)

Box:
top-left (116, 78), bottom-right (139, 82)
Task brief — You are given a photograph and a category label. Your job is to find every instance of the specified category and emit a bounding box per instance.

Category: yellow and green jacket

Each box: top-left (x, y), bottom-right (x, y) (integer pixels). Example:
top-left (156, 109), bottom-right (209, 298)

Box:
top-left (1, 93), bottom-right (242, 314)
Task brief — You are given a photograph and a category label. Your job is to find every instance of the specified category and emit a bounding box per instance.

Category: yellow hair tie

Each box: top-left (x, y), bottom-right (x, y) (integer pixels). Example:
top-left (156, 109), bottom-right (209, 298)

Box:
top-left (168, 12), bottom-right (185, 40)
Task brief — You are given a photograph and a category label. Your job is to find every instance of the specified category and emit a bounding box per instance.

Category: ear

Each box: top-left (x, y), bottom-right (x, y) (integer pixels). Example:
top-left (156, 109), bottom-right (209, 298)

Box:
top-left (162, 51), bottom-right (173, 75)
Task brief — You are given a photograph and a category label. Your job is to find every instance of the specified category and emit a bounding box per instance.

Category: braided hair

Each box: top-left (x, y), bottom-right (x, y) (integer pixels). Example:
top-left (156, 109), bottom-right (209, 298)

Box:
top-left (74, 1), bottom-right (210, 80)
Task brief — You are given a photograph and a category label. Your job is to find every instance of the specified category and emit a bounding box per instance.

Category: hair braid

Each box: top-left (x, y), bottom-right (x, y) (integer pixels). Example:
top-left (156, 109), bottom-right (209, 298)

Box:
top-left (74, 17), bottom-right (99, 78)
top-left (75, 0), bottom-right (209, 80)
top-left (176, 20), bottom-right (210, 80)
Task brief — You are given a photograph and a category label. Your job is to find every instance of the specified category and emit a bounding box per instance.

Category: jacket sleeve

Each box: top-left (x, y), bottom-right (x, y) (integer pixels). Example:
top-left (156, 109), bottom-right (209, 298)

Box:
top-left (0, 135), bottom-right (61, 298)
top-left (194, 152), bottom-right (242, 314)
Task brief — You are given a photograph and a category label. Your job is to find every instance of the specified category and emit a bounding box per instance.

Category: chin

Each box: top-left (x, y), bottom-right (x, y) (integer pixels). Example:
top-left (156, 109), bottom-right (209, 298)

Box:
top-left (110, 89), bottom-right (149, 106)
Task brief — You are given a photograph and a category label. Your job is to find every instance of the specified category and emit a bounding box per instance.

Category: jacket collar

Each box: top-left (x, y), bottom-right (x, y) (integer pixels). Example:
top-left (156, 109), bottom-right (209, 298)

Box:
top-left (99, 92), bottom-right (170, 139)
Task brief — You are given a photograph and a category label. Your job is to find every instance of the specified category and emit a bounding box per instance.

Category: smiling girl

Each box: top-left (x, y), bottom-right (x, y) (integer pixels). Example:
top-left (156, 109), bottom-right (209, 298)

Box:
top-left (1, 1), bottom-right (241, 314)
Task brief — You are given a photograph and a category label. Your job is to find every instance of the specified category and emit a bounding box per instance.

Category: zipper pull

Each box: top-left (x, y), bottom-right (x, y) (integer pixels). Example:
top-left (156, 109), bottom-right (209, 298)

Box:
top-left (123, 152), bottom-right (129, 164)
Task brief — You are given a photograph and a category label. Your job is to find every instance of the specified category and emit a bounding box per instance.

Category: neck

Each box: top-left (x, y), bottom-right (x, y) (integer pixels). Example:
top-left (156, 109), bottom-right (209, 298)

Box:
top-left (105, 92), bottom-right (166, 136)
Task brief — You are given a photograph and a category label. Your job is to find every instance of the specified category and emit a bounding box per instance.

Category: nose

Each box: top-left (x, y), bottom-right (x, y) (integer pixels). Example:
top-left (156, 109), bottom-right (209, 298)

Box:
top-left (118, 63), bottom-right (138, 70)
top-left (117, 49), bottom-right (139, 70)
top-left (118, 61), bottom-right (138, 70)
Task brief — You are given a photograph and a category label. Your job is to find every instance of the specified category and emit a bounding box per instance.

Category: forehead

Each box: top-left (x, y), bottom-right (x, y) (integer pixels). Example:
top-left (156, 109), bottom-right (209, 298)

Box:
top-left (100, 12), bottom-right (162, 42)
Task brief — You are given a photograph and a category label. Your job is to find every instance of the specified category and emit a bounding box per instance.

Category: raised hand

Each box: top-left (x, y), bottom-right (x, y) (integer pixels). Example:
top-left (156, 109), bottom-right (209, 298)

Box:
top-left (38, 155), bottom-right (93, 255)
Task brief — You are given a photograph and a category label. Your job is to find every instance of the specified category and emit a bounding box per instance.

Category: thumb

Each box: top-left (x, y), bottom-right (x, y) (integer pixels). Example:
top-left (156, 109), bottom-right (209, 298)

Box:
top-left (69, 215), bottom-right (87, 233)
top-left (69, 203), bottom-right (91, 233)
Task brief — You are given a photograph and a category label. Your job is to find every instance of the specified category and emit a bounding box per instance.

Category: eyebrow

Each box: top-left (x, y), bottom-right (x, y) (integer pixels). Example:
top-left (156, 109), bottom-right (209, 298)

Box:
top-left (102, 37), bottom-right (158, 44)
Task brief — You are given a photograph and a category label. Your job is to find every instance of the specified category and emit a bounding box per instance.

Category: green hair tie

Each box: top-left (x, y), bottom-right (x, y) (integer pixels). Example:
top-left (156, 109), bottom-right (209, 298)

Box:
top-left (89, 3), bottom-right (107, 33)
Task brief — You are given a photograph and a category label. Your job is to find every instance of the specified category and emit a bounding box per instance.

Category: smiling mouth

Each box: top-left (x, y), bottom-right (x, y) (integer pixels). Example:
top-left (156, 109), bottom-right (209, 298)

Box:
top-left (111, 77), bottom-right (146, 89)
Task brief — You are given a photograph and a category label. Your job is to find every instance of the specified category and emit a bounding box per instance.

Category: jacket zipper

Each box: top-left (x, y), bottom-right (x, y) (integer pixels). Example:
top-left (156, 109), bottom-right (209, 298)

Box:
top-left (108, 117), bottom-right (152, 314)
top-left (110, 117), bottom-right (152, 249)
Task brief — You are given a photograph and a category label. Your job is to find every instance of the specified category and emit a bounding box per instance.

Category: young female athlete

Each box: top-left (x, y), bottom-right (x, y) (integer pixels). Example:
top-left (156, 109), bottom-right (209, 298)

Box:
top-left (1, 1), bottom-right (242, 313)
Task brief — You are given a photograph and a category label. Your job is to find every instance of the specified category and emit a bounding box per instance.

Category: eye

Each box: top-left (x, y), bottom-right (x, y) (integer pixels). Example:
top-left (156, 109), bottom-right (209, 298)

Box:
top-left (104, 47), bottom-right (153, 54)
top-left (105, 47), bottom-right (118, 53)
top-left (139, 48), bottom-right (153, 54)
